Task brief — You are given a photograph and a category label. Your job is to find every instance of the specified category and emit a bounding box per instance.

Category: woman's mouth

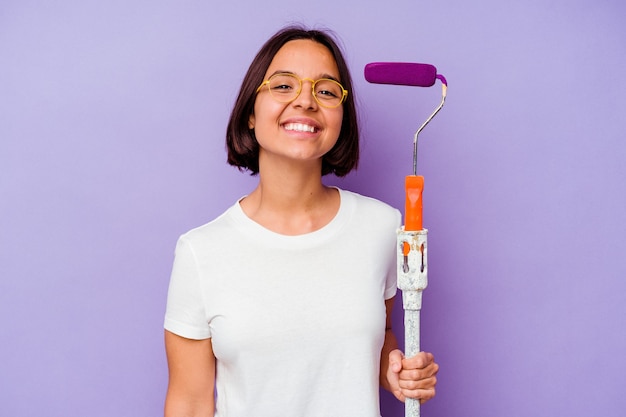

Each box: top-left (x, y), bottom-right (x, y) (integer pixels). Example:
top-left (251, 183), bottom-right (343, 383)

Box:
top-left (283, 122), bottom-right (319, 133)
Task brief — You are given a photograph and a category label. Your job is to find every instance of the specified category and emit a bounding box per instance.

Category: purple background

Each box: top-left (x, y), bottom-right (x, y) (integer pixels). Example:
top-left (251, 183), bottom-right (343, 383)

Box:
top-left (1, 1), bottom-right (625, 416)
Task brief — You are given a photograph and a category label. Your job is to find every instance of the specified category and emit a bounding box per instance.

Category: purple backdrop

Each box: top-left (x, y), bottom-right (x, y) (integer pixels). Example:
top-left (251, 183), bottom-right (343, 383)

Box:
top-left (1, 1), bottom-right (625, 416)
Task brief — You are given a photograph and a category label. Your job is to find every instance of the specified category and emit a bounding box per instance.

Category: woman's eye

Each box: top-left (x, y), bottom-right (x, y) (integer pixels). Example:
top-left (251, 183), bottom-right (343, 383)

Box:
top-left (318, 89), bottom-right (338, 98)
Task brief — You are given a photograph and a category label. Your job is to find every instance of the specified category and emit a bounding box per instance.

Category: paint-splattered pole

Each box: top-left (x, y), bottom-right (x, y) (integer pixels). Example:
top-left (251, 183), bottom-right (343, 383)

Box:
top-left (397, 175), bottom-right (428, 417)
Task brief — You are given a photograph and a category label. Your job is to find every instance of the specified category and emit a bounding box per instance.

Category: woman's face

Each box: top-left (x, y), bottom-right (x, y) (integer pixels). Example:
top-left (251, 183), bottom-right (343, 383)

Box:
top-left (249, 39), bottom-right (344, 171)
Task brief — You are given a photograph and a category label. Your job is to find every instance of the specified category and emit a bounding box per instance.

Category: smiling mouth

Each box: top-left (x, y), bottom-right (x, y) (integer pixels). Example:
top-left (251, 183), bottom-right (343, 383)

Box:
top-left (283, 122), bottom-right (319, 133)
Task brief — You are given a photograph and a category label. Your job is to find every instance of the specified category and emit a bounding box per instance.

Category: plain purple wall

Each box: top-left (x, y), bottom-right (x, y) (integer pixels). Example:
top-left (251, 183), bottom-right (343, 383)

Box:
top-left (1, 1), bottom-right (625, 416)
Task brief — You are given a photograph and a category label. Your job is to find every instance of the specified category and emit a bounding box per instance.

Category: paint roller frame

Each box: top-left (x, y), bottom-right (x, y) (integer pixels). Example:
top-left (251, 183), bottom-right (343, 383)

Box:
top-left (364, 62), bottom-right (447, 176)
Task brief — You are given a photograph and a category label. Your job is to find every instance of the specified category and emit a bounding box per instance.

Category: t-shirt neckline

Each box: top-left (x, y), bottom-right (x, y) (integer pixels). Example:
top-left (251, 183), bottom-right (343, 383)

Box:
top-left (229, 188), bottom-right (354, 248)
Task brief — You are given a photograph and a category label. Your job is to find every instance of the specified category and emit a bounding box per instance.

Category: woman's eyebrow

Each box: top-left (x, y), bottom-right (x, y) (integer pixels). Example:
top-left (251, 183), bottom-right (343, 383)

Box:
top-left (266, 70), bottom-right (341, 82)
top-left (266, 70), bottom-right (293, 77)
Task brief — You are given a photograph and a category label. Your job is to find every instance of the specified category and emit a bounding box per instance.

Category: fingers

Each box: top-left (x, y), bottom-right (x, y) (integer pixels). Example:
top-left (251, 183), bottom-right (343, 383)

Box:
top-left (397, 372), bottom-right (437, 402)
top-left (386, 349), bottom-right (405, 401)
top-left (397, 352), bottom-right (439, 403)
top-left (397, 385), bottom-right (436, 403)
top-left (402, 351), bottom-right (434, 369)
top-left (388, 349), bottom-right (404, 373)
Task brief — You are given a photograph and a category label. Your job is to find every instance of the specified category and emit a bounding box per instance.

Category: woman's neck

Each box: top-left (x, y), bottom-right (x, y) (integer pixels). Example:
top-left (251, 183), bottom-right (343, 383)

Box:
top-left (239, 162), bottom-right (340, 235)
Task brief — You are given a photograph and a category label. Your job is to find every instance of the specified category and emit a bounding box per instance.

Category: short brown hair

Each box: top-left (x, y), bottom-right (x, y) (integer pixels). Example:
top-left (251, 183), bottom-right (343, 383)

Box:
top-left (226, 25), bottom-right (359, 177)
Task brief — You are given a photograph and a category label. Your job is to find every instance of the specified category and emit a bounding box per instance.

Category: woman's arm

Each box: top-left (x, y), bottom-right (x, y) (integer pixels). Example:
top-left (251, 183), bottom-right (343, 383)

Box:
top-left (380, 297), bottom-right (439, 404)
top-left (164, 330), bottom-right (216, 417)
top-left (380, 297), bottom-right (400, 391)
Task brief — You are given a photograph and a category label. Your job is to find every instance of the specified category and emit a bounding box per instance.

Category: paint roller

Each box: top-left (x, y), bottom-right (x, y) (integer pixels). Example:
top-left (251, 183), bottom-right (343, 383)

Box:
top-left (365, 62), bottom-right (447, 417)
top-left (365, 62), bottom-right (447, 230)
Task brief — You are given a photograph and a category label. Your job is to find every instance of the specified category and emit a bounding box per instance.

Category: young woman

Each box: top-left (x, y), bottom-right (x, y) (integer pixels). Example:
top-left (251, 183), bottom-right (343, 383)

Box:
top-left (164, 26), bottom-right (438, 417)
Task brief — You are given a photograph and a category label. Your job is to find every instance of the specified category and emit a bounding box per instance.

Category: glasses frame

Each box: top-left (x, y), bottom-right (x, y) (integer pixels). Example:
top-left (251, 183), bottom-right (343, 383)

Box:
top-left (256, 73), bottom-right (349, 109)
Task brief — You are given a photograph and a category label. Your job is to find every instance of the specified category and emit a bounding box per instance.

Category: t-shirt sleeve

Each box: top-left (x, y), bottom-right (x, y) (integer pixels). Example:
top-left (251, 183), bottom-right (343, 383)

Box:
top-left (384, 208), bottom-right (402, 300)
top-left (164, 236), bottom-right (211, 339)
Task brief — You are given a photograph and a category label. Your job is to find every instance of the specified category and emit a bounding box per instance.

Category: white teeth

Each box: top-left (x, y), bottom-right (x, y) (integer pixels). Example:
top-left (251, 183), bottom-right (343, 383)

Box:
top-left (284, 123), bottom-right (317, 133)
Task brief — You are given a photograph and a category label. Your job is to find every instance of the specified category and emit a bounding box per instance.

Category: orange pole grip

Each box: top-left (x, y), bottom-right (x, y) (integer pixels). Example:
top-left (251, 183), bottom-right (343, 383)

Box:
top-left (405, 175), bottom-right (424, 231)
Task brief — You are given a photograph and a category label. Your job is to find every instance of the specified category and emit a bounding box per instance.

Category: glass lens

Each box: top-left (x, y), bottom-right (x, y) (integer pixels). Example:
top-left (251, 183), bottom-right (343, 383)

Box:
top-left (268, 74), bottom-right (300, 102)
top-left (314, 80), bottom-right (344, 106)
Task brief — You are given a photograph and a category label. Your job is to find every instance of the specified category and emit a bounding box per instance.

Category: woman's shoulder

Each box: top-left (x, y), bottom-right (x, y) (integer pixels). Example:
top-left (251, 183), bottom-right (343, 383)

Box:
top-left (177, 202), bottom-right (240, 245)
top-left (338, 188), bottom-right (401, 224)
top-left (340, 188), bottom-right (398, 211)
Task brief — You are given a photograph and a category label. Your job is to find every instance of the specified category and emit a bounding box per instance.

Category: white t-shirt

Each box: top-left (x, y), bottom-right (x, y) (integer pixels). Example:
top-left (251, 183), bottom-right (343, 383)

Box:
top-left (164, 189), bottom-right (401, 417)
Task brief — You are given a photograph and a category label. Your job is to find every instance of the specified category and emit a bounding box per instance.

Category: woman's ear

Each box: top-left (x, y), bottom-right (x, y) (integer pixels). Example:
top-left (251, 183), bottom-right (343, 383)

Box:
top-left (248, 114), bottom-right (255, 129)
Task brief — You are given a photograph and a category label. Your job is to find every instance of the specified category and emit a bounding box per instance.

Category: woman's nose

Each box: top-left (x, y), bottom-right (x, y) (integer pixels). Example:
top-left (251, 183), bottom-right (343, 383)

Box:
top-left (292, 79), bottom-right (318, 109)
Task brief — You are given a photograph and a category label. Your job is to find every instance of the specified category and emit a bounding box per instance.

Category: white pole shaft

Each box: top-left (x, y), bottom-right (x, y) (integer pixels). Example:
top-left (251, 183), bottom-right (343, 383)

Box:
top-left (397, 228), bottom-right (428, 417)
top-left (404, 308), bottom-right (421, 417)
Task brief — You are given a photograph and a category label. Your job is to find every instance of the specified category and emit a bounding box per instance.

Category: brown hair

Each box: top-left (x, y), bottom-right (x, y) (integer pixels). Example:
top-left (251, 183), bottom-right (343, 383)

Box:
top-left (226, 25), bottom-right (359, 177)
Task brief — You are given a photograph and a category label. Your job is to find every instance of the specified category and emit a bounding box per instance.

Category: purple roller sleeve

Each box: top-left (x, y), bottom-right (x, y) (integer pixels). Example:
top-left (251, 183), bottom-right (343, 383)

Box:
top-left (364, 62), bottom-right (438, 87)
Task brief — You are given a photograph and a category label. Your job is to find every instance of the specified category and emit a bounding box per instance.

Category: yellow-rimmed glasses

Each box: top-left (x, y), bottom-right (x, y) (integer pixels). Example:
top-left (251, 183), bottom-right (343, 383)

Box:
top-left (256, 73), bottom-right (348, 109)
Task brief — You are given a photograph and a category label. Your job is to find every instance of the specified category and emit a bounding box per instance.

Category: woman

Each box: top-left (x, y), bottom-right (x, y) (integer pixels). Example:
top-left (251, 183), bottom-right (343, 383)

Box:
top-left (164, 26), bottom-right (438, 417)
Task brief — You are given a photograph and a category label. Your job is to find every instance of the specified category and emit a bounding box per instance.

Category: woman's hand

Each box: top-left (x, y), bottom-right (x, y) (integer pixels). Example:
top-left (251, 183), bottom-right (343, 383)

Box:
top-left (386, 349), bottom-right (439, 404)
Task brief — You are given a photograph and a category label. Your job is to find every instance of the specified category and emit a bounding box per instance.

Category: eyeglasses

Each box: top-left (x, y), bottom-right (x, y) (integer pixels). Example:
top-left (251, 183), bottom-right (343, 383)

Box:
top-left (256, 73), bottom-right (348, 109)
